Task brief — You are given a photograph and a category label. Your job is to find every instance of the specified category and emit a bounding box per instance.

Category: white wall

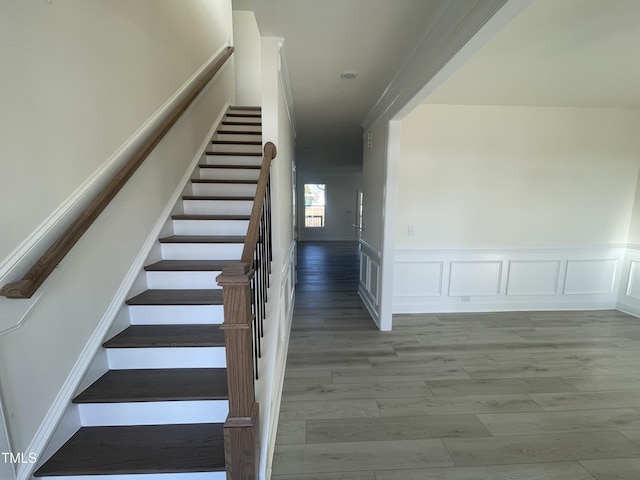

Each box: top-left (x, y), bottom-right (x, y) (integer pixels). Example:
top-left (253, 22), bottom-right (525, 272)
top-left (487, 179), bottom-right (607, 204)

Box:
top-left (233, 11), bottom-right (262, 106)
top-left (257, 36), bottom-right (297, 480)
top-left (0, 0), bottom-right (234, 468)
top-left (297, 173), bottom-right (362, 242)
top-left (394, 104), bottom-right (640, 313)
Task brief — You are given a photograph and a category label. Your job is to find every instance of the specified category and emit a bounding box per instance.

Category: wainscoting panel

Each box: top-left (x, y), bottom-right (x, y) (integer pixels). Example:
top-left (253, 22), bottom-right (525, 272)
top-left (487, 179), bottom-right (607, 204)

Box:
top-left (617, 246), bottom-right (640, 317)
top-left (564, 259), bottom-right (617, 295)
top-left (359, 240), bottom-right (381, 325)
top-left (394, 245), bottom-right (625, 314)
top-left (507, 260), bottom-right (560, 296)
top-left (449, 261), bottom-right (502, 297)
top-left (394, 261), bottom-right (443, 297)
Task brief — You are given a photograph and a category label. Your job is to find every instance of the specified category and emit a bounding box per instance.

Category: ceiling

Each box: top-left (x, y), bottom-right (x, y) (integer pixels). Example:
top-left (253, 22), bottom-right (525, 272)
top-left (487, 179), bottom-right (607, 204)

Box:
top-left (232, 0), bottom-right (460, 172)
top-left (426, 0), bottom-right (640, 107)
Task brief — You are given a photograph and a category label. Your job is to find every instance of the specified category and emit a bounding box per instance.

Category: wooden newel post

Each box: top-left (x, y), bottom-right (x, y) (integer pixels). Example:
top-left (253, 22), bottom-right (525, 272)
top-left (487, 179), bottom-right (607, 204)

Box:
top-left (217, 262), bottom-right (259, 480)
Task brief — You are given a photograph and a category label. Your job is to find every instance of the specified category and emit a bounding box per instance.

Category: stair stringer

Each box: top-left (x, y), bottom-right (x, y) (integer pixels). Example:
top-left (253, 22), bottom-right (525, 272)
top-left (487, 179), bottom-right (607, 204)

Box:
top-left (21, 107), bottom-right (229, 480)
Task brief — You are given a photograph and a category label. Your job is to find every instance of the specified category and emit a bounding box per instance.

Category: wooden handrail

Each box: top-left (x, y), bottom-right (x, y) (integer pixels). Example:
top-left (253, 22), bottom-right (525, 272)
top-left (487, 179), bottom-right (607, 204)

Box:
top-left (241, 142), bottom-right (277, 264)
top-left (1, 46), bottom-right (235, 299)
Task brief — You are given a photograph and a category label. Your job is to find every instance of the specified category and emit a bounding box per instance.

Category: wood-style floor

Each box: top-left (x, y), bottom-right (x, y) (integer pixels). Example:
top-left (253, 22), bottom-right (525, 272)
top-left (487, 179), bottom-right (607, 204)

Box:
top-left (272, 241), bottom-right (640, 480)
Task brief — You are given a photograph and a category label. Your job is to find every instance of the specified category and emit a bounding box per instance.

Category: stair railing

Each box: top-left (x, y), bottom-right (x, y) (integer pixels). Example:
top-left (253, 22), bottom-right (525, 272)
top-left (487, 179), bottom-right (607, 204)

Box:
top-left (0, 46), bottom-right (235, 300)
top-left (217, 141), bottom-right (276, 480)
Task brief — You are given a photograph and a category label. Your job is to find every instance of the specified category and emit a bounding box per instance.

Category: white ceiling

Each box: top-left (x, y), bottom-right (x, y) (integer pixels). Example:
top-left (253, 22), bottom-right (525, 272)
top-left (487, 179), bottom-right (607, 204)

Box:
top-left (426, 0), bottom-right (640, 108)
top-left (232, 0), bottom-right (462, 171)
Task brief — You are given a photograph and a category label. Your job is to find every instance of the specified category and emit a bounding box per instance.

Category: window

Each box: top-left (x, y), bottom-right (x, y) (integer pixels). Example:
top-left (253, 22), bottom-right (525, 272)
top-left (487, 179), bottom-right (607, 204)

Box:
top-left (304, 184), bottom-right (325, 227)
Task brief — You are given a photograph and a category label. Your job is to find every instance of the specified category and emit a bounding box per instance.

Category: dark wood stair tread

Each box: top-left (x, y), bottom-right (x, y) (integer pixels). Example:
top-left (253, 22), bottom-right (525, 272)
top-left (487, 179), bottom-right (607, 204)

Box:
top-left (126, 289), bottom-right (223, 306)
top-left (221, 120), bottom-right (261, 126)
top-left (192, 178), bottom-right (258, 184)
top-left (144, 259), bottom-right (242, 271)
top-left (199, 163), bottom-right (262, 169)
top-left (159, 235), bottom-right (246, 243)
top-left (204, 151), bottom-right (262, 156)
top-left (182, 194), bottom-right (254, 201)
top-left (217, 129), bottom-right (261, 135)
top-left (73, 368), bottom-right (228, 403)
top-left (103, 324), bottom-right (226, 348)
top-left (172, 214), bottom-right (251, 221)
top-left (211, 140), bottom-right (262, 145)
top-left (229, 105), bottom-right (261, 111)
top-left (33, 423), bottom-right (225, 477)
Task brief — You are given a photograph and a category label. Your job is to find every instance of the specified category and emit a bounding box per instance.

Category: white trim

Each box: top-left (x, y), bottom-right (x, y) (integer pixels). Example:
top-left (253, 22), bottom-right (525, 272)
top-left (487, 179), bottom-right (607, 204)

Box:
top-left (16, 110), bottom-right (227, 480)
top-left (359, 239), bottom-right (381, 258)
top-left (0, 43), bottom-right (231, 337)
top-left (276, 39), bottom-right (298, 141)
top-left (392, 244), bottom-right (626, 317)
top-left (264, 240), bottom-right (296, 480)
top-left (378, 120), bottom-right (402, 331)
top-left (362, 0), bottom-right (515, 129)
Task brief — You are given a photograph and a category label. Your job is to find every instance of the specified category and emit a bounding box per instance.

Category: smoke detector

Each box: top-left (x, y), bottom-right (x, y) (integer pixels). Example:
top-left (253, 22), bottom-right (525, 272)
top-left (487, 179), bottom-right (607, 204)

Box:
top-left (340, 71), bottom-right (358, 79)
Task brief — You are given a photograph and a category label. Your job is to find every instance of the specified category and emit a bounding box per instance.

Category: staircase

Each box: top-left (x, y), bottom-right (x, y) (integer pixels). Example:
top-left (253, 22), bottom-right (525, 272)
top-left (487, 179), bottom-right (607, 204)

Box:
top-left (34, 106), bottom-right (265, 479)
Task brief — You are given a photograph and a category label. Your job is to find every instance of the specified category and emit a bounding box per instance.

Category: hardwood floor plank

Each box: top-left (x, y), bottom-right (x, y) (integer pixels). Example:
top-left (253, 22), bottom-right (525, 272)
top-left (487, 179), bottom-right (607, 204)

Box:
top-left (278, 399), bottom-right (381, 421)
top-left (376, 394), bottom-right (543, 416)
top-left (305, 414), bottom-right (490, 443)
top-left (442, 431), bottom-right (640, 466)
top-left (580, 458), bottom-right (640, 479)
top-left (530, 390), bottom-right (640, 411)
top-left (426, 377), bottom-right (579, 396)
top-left (272, 439), bottom-right (453, 475)
top-left (477, 408), bottom-right (640, 436)
top-left (374, 462), bottom-right (596, 480)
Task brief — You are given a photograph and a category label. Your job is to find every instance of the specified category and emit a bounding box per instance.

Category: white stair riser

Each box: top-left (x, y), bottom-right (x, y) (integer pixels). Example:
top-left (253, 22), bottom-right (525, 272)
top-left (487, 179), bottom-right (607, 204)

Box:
top-left (199, 168), bottom-right (260, 181)
top-left (192, 183), bottom-right (257, 196)
top-left (128, 305), bottom-right (224, 325)
top-left (173, 219), bottom-right (249, 236)
top-left (204, 154), bottom-right (262, 166)
top-left (220, 123), bottom-right (261, 133)
top-left (161, 243), bottom-right (244, 260)
top-left (214, 133), bottom-right (262, 143)
top-left (182, 199), bottom-right (253, 215)
top-left (78, 400), bottom-right (229, 426)
top-left (38, 472), bottom-right (226, 480)
top-left (146, 271), bottom-right (222, 290)
top-left (224, 115), bottom-right (261, 124)
top-left (107, 347), bottom-right (226, 369)
top-left (209, 143), bottom-right (262, 154)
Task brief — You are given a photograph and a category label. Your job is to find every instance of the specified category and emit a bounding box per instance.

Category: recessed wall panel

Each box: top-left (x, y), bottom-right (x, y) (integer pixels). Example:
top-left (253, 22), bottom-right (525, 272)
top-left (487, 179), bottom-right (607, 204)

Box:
top-left (506, 260), bottom-right (560, 296)
top-left (393, 262), bottom-right (443, 297)
top-left (449, 261), bottom-right (502, 296)
top-left (564, 259), bottom-right (617, 295)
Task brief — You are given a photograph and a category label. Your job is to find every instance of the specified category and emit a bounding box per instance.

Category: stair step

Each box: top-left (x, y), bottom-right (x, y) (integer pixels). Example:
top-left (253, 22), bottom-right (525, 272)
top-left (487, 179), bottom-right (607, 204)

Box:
top-left (128, 304), bottom-right (224, 325)
top-left (182, 195), bottom-right (253, 216)
top-left (192, 179), bottom-right (258, 184)
top-left (229, 105), bottom-right (261, 111)
top-left (145, 259), bottom-right (242, 271)
top-left (33, 423), bottom-right (225, 477)
top-left (221, 120), bottom-right (262, 126)
top-left (212, 139), bottom-right (262, 145)
top-left (126, 289), bottom-right (223, 306)
top-left (182, 195), bottom-right (254, 203)
top-left (159, 234), bottom-right (246, 243)
top-left (103, 324), bottom-right (225, 348)
top-left (172, 214), bottom-right (251, 221)
top-left (226, 112), bottom-right (261, 118)
top-left (200, 163), bottom-right (261, 169)
top-left (209, 141), bottom-right (262, 153)
top-left (215, 124), bottom-right (261, 134)
top-left (217, 129), bottom-right (261, 135)
top-left (73, 368), bottom-right (227, 403)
